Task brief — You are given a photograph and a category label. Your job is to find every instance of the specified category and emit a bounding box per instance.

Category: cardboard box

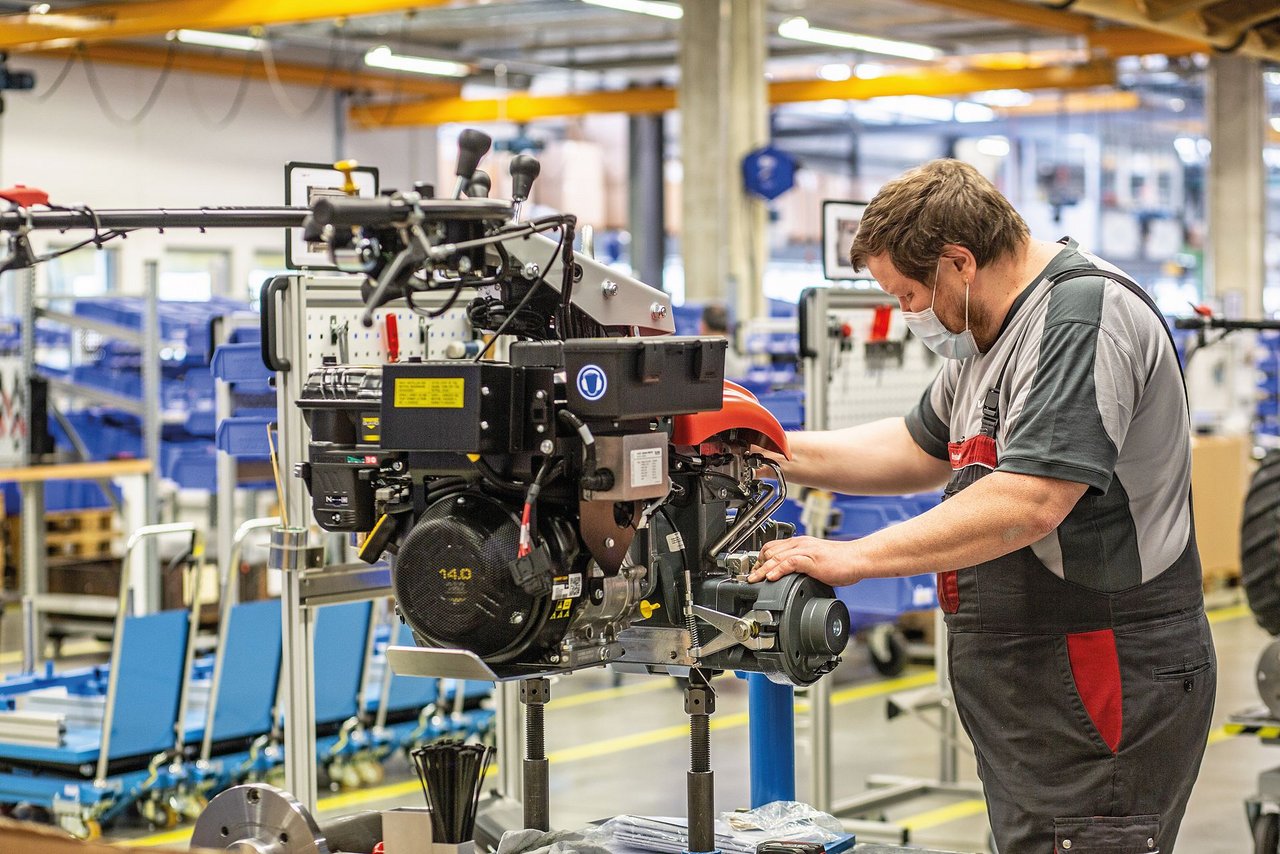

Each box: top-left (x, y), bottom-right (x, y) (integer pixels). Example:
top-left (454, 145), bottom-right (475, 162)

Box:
top-left (1191, 434), bottom-right (1253, 581)
top-left (382, 806), bottom-right (433, 854)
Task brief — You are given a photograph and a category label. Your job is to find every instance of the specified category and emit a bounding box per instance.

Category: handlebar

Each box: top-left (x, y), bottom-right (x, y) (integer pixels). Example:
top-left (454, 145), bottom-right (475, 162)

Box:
top-left (1173, 317), bottom-right (1280, 331)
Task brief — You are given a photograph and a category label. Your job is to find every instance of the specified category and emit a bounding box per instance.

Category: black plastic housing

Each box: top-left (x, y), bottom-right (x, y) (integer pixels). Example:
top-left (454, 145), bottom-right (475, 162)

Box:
top-left (510, 337), bottom-right (726, 420)
top-left (379, 361), bottom-right (555, 453)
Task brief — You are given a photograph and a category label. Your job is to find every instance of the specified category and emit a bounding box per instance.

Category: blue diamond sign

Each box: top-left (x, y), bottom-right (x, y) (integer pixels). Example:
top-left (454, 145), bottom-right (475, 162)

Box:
top-left (742, 146), bottom-right (797, 201)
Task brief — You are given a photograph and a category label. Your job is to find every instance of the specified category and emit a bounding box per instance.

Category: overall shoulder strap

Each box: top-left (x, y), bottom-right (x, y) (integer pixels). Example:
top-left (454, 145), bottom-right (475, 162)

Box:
top-left (1047, 266), bottom-right (1187, 395)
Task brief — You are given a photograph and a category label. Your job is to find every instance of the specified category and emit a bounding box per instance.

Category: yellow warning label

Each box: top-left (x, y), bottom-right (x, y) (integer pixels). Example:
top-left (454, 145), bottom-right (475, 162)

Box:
top-left (394, 377), bottom-right (465, 408)
top-left (361, 416), bottom-right (381, 442)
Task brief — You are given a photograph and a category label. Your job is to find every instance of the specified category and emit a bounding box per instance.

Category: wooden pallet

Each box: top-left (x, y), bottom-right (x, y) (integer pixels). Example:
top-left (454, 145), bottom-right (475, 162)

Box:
top-left (3, 509), bottom-right (119, 592)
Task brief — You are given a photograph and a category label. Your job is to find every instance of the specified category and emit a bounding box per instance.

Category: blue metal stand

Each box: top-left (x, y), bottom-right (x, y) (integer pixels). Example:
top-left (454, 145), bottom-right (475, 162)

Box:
top-left (748, 673), bottom-right (795, 806)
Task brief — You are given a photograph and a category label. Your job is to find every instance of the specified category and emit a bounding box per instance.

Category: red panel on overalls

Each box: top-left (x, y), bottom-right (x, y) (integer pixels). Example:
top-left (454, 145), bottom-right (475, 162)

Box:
top-left (938, 387), bottom-right (1001, 613)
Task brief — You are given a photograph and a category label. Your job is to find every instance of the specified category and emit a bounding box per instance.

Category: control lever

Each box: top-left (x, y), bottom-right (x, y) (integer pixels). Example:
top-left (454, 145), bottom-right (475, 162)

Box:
top-left (468, 170), bottom-right (491, 198)
top-left (453, 129), bottom-right (493, 199)
top-left (509, 154), bottom-right (541, 220)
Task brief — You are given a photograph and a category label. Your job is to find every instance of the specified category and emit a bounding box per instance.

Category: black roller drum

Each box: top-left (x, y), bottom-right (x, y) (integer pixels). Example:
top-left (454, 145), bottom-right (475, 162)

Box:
top-left (394, 491), bottom-right (549, 663)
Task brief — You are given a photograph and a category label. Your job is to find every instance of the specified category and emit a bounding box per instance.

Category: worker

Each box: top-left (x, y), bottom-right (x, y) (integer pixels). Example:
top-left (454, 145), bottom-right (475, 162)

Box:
top-left (700, 301), bottom-right (749, 379)
top-left (749, 159), bottom-right (1213, 852)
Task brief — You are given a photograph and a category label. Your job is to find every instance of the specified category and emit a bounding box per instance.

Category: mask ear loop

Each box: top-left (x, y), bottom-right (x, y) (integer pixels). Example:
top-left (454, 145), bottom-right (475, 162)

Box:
top-left (963, 275), bottom-right (970, 332)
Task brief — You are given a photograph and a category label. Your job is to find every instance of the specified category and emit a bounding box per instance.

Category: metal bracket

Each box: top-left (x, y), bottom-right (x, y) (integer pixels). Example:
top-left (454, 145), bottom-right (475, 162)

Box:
top-left (692, 605), bottom-right (776, 657)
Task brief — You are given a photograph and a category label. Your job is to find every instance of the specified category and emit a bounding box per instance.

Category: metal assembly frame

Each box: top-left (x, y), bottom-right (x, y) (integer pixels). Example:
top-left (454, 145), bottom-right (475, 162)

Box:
top-left (799, 284), bottom-right (983, 844)
top-left (263, 272), bottom-right (482, 811)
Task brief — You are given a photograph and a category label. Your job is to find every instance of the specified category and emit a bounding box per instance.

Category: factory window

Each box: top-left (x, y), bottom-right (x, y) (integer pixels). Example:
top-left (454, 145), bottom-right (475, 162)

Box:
top-left (45, 245), bottom-right (118, 298)
top-left (161, 248), bottom-right (231, 301)
top-left (247, 250), bottom-right (288, 306)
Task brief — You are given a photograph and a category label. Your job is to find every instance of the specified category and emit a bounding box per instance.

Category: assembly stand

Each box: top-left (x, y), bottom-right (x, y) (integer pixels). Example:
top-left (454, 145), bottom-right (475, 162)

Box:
top-left (685, 669), bottom-right (718, 854)
top-left (519, 677), bottom-right (551, 832)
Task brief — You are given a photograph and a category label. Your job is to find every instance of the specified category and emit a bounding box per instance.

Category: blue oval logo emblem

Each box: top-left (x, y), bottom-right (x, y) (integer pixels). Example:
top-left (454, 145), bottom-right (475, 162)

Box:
top-left (576, 365), bottom-right (608, 402)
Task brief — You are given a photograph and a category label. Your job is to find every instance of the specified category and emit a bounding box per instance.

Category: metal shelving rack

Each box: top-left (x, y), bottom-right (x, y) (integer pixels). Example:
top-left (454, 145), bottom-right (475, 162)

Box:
top-left (18, 262), bottom-right (161, 660)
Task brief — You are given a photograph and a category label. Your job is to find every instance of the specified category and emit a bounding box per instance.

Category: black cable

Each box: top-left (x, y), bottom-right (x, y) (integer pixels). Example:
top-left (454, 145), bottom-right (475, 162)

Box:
top-left (34, 50), bottom-right (78, 103)
top-left (80, 40), bottom-right (178, 126)
top-left (405, 281), bottom-right (466, 319)
top-left (473, 226), bottom-right (564, 361)
top-left (185, 46), bottom-right (256, 129)
top-left (260, 25), bottom-right (345, 118)
top-left (37, 228), bottom-right (134, 262)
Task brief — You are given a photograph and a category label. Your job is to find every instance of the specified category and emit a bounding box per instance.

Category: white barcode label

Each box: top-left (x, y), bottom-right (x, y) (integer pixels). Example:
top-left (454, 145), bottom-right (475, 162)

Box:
top-left (666, 531), bottom-right (685, 552)
top-left (552, 573), bottom-right (583, 599)
top-left (630, 447), bottom-right (664, 488)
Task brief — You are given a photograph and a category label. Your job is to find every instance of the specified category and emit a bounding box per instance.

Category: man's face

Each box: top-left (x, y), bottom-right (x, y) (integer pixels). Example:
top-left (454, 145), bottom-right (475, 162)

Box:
top-left (866, 253), bottom-right (972, 336)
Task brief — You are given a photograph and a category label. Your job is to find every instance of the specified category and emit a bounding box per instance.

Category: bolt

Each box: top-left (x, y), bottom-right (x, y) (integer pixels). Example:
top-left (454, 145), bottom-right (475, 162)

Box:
top-left (650, 302), bottom-right (668, 319)
top-left (481, 386), bottom-right (490, 396)
top-left (391, 460), bottom-right (405, 472)
top-left (601, 280), bottom-right (619, 298)
top-left (458, 256), bottom-right (473, 273)
top-left (599, 649), bottom-right (609, 661)
top-left (535, 389), bottom-right (547, 400)
top-left (480, 420), bottom-right (489, 430)
top-left (591, 588), bottom-right (605, 603)
top-left (511, 612), bottom-right (525, 625)
top-left (536, 425), bottom-right (546, 433)
top-left (604, 537), bottom-right (615, 548)
top-left (718, 488), bottom-right (728, 499)
top-left (548, 654), bottom-right (561, 663)
top-left (539, 439), bottom-right (555, 455)
top-left (523, 261), bottom-right (540, 279)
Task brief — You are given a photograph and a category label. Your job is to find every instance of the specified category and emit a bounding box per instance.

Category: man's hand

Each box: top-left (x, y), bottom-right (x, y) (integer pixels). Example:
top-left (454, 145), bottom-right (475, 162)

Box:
top-left (747, 536), bottom-right (862, 587)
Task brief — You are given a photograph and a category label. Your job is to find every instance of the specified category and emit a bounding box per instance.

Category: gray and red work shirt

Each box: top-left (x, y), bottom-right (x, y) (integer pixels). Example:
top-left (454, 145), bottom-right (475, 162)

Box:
top-left (905, 240), bottom-right (1195, 601)
top-left (901, 239), bottom-right (1213, 853)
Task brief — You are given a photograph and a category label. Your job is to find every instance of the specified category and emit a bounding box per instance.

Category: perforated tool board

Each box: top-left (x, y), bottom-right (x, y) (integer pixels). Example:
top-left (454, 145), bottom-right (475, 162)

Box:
top-left (799, 285), bottom-right (941, 432)
top-left (266, 274), bottom-right (473, 370)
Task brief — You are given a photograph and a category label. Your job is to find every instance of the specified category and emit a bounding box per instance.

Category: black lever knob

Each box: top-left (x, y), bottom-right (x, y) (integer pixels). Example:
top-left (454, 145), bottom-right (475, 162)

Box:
top-left (509, 154), bottom-right (541, 203)
top-left (468, 170), bottom-right (491, 198)
top-left (455, 129), bottom-right (492, 181)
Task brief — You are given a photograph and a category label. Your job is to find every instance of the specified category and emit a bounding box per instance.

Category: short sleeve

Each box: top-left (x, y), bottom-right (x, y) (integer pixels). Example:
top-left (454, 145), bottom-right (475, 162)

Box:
top-left (905, 364), bottom-right (956, 461)
top-left (998, 320), bottom-right (1141, 493)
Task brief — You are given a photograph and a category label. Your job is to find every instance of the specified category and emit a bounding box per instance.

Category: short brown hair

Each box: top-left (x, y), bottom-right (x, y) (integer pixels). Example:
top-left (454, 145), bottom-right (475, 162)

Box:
top-left (849, 159), bottom-right (1029, 285)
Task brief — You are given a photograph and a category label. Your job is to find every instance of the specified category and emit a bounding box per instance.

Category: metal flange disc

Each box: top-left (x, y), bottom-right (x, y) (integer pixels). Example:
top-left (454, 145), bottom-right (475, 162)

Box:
top-left (190, 783), bottom-right (330, 854)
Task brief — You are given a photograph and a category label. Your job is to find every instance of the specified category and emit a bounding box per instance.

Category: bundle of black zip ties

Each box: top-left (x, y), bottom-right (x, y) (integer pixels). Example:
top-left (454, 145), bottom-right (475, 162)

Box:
top-left (410, 740), bottom-right (494, 843)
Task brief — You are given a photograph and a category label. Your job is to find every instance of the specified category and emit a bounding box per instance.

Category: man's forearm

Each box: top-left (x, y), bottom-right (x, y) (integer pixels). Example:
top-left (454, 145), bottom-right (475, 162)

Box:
top-left (848, 471), bottom-right (1087, 579)
top-left (781, 417), bottom-right (950, 495)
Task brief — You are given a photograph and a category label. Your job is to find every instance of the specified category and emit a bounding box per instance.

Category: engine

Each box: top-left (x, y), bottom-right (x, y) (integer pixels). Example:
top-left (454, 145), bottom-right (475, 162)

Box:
top-left (294, 134), bottom-right (848, 686)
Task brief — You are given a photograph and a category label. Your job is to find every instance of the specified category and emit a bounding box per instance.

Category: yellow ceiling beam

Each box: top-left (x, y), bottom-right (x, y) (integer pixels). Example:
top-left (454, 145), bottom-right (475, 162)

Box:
top-left (351, 62), bottom-right (1117, 128)
top-left (47, 43), bottom-right (461, 98)
top-left (995, 89), bottom-right (1143, 116)
top-left (910, 0), bottom-right (1095, 33)
top-left (1085, 27), bottom-right (1206, 55)
top-left (1027, 0), bottom-right (1280, 62)
top-left (1135, 0), bottom-right (1223, 22)
top-left (0, 0), bottom-right (448, 52)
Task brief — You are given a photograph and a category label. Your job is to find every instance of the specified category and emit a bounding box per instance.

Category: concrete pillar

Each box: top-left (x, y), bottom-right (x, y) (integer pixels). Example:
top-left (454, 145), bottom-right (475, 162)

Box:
top-left (678, 0), bottom-right (768, 317)
top-left (725, 0), bottom-right (769, 323)
top-left (1207, 54), bottom-right (1266, 316)
top-left (628, 113), bottom-right (666, 290)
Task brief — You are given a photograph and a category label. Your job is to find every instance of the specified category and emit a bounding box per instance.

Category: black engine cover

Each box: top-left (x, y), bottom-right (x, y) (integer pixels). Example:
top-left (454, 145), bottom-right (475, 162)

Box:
top-left (393, 490), bottom-right (580, 664)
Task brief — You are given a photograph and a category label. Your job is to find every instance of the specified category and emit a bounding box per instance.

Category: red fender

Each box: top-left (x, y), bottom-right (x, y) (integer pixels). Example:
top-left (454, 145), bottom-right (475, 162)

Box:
top-left (672, 382), bottom-right (791, 459)
top-left (0, 185), bottom-right (49, 207)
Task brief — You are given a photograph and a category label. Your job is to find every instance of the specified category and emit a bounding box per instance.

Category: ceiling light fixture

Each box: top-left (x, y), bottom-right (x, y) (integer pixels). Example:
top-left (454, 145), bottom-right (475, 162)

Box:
top-left (169, 28), bottom-right (265, 51)
top-left (580, 0), bottom-right (683, 19)
top-left (818, 63), bottom-right (852, 81)
top-left (28, 3), bottom-right (51, 14)
top-left (364, 45), bottom-right (471, 78)
top-left (778, 17), bottom-right (938, 62)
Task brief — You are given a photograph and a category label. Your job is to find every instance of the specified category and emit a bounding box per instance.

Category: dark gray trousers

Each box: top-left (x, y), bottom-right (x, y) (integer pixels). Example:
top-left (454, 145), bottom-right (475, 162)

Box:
top-left (948, 612), bottom-right (1215, 853)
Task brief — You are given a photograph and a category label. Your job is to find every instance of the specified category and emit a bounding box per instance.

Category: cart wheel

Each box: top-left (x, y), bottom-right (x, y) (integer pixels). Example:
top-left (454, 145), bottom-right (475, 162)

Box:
top-left (83, 819), bottom-right (102, 841)
top-left (1254, 812), bottom-right (1279, 854)
top-left (356, 757), bottom-right (385, 786)
top-left (867, 625), bottom-right (908, 677)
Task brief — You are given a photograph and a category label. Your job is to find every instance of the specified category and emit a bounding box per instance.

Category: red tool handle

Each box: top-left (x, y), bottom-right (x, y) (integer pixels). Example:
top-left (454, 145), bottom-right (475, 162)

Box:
top-left (0, 185), bottom-right (49, 207)
top-left (385, 314), bottom-right (400, 362)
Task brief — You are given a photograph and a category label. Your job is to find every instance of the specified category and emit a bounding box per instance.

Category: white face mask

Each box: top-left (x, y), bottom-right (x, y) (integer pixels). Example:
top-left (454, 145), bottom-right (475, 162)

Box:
top-left (902, 258), bottom-right (979, 360)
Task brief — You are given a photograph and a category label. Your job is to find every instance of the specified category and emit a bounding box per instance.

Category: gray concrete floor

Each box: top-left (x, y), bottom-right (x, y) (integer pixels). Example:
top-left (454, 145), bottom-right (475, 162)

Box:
top-left (0, 597), bottom-right (1271, 853)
